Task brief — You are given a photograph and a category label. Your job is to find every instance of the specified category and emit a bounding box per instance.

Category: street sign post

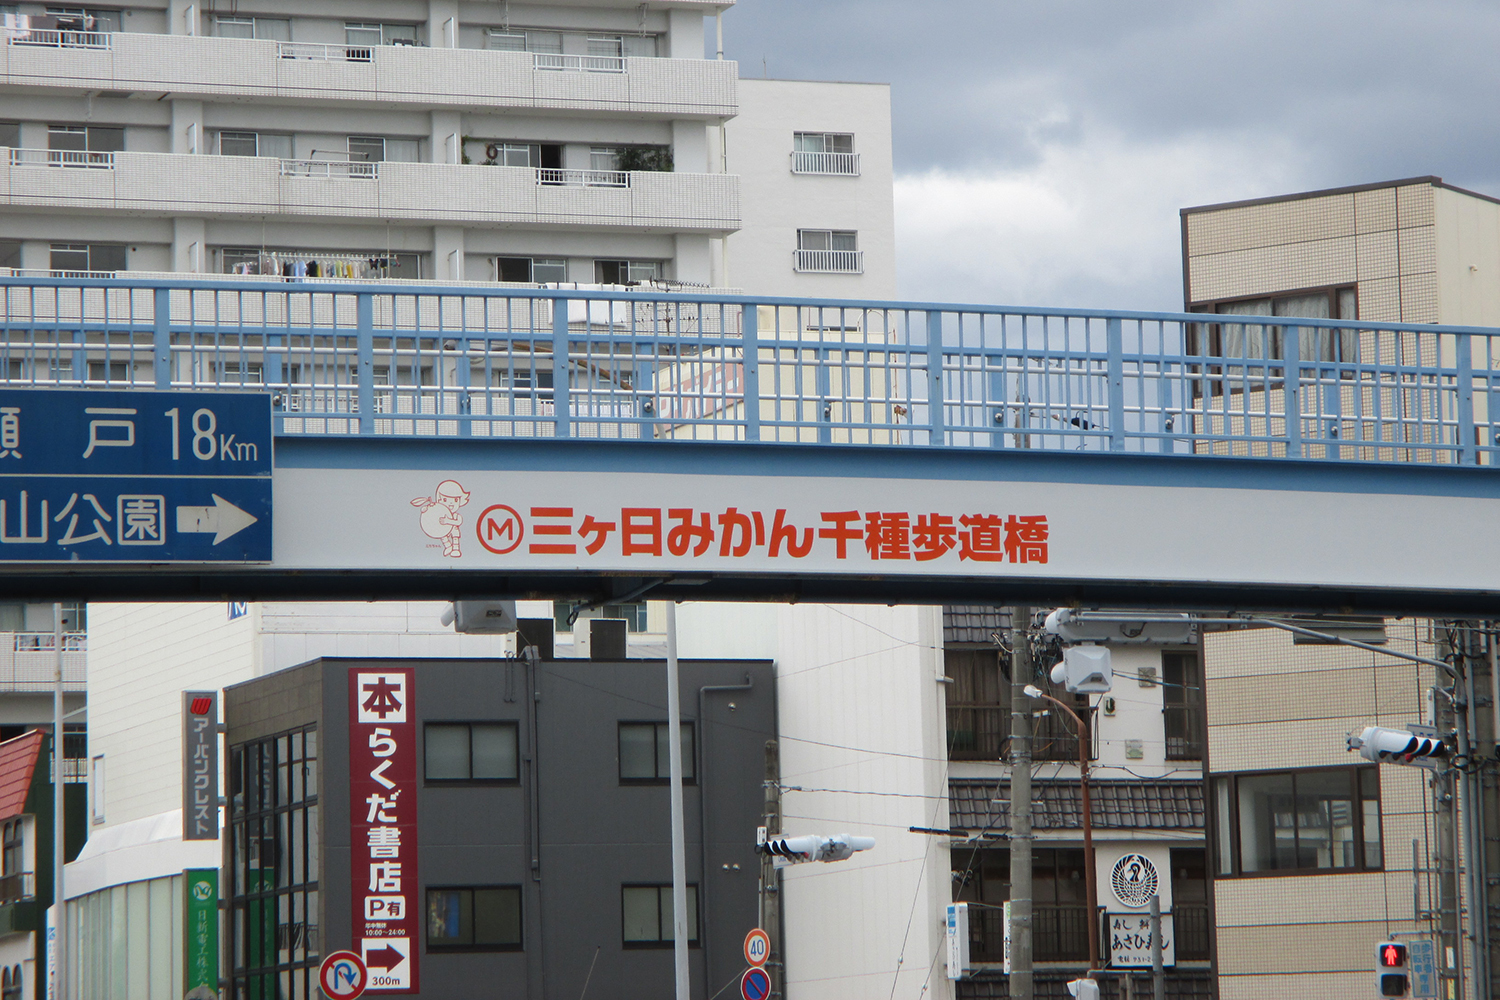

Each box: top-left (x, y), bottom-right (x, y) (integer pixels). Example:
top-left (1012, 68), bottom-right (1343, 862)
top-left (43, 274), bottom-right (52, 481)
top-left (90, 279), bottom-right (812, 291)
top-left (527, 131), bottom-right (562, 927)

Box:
top-left (1408, 938), bottom-right (1439, 998)
top-left (740, 967), bottom-right (771, 1000)
top-left (744, 928), bottom-right (770, 968)
top-left (0, 388), bottom-right (271, 562)
top-left (319, 951), bottom-right (368, 999)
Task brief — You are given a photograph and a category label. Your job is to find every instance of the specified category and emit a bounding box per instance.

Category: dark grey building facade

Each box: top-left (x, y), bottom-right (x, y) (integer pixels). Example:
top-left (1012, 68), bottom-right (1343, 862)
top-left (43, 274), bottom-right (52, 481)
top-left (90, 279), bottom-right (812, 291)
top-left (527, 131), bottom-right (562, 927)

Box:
top-left (223, 654), bottom-right (775, 999)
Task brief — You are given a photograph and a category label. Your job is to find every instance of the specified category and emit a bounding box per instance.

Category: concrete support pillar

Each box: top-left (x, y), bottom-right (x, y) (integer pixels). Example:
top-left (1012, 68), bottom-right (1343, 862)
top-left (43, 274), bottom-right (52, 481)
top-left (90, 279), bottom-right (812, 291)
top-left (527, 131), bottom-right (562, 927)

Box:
top-left (427, 0), bottom-right (458, 47)
top-left (167, 0), bottom-right (197, 35)
top-left (673, 234), bottom-right (711, 287)
top-left (172, 217), bottom-right (207, 273)
top-left (170, 100), bottom-right (203, 155)
top-left (433, 226), bottom-right (465, 280)
top-left (431, 111), bottom-right (462, 164)
top-left (670, 121), bottom-right (708, 174)
top-left (665, 9), bottom-right (704, 58)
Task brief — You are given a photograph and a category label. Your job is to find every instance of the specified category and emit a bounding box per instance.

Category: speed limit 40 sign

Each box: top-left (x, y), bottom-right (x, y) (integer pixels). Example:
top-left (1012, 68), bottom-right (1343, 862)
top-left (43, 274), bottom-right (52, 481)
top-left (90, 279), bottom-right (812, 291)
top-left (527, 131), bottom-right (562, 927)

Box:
top-left (744, 928), bottom-right (770, 967)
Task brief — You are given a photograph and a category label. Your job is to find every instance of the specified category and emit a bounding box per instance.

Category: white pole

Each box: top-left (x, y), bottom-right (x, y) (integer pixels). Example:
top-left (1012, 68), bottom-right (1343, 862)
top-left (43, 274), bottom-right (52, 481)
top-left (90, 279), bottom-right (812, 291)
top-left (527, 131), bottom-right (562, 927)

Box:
top-left (665, 601), bottom-right (690, 1000)
top-left (51, 603), bottom-right (65, 1000)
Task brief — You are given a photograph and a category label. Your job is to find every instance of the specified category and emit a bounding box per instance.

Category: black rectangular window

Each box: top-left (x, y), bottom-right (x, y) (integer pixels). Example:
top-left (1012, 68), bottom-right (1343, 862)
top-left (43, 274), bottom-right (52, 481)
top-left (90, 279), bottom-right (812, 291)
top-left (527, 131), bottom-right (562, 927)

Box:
top-left (621, 884), bottom-right (698, 945)
top-left (618, 722), bottom-right (693, 783)
top-left (1161, 651), bottom-right (1203, 761)
top-left (1213, 766), bottom-right (1381, 877)
top-left (424, 722), bottom-right (519, 782)
top-left (227, 726), bottom-right (319, 1000)
top-left (426, 886), bottom-right (522, 950)
top-left (945, 647), bottom-right (1008, 761)
top-left (1, 820), bottom-right (21, 876)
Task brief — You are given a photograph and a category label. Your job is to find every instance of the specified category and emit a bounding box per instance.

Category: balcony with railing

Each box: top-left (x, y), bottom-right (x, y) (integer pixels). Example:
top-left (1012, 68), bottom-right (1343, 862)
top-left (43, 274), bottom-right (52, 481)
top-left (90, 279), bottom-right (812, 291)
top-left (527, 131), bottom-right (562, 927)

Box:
top-left (0, 32), bottom-right (737, 118)
top-left (794, 249), bottom-right (864, 274)
top-left (0, 872), bottom-right (34, 905)
top-left (946, 705), bottom-right (1090, 763)
top-left (0, 633), bottom-right (86, 693)
top-left (0, 151), bottom-right (740, 232)
top-left (790, 150), bottom-right (861, 176)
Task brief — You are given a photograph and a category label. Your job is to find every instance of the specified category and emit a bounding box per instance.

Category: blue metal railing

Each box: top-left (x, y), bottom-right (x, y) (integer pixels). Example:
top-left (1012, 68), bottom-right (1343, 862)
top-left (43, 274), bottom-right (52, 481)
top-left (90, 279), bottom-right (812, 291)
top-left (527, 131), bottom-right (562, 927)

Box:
top-left (4, 273), bottom-right (1500, 465)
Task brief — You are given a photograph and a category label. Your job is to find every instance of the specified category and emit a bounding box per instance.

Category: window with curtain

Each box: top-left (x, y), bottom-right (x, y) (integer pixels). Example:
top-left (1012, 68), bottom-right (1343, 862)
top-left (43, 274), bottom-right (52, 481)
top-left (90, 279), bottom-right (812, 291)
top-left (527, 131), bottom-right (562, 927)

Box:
top-left (1189, 287), bottom-right (1358, 363)
top-left (1214, 766), bottom-right (1381, 876)
top-left (424, 722), bottom-right (519, 782)
top-left (1161, 651), bottom-right (1203, 760)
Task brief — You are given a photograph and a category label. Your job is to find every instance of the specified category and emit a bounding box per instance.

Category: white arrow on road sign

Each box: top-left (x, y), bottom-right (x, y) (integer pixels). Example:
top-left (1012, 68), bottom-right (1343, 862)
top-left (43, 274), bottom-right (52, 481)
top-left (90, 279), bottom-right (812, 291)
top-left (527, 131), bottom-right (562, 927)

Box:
top-left (176, 494), bottom-right (258, 545)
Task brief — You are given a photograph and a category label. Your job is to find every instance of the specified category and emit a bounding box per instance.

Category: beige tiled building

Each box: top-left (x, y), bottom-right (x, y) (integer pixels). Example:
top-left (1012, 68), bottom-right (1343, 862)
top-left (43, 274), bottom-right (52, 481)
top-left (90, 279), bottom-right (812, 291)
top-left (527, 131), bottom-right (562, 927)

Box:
top-left (1183, 177), bottom-right (1500, 999)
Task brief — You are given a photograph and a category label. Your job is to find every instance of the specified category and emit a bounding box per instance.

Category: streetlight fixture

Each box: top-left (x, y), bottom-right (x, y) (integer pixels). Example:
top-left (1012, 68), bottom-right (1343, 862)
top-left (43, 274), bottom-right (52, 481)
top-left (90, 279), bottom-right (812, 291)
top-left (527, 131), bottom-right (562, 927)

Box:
top-left (1022, 683), bottom-right (1099, 972)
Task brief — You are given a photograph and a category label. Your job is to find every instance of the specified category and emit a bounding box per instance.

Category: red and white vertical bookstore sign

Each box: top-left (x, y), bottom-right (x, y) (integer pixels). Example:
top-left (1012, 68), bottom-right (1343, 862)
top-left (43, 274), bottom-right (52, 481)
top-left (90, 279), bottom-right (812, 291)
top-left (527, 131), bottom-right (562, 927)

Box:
top-left (349, 668), bottom-right (420, 992)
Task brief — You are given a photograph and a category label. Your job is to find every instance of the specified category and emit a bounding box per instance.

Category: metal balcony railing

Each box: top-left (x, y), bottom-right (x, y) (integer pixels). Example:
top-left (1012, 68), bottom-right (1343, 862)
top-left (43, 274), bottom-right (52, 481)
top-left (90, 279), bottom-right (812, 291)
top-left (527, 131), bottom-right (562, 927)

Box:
top-left (1163, 705), bottom-right (1204, 761)
top-left (8, 148), bottom-right (114, 169)
top-left (533, 53), bottom-right (625, 73)
top-left (790, 151), bottom-right (861, 176)
top-left (969, 904), bottom-right (1090, 963)
top-left (279, 159), bottom-right (377, 180)
top-left (6, 28), bottom-right (110, 49)
top-left (536, 167), bottom-right (629, 188)
top-left (1174, 904), bottom-right (1211, 960)
top-left (946, 705), bottom-right (1089, 762)
top-left (277, 41), bottom-right (373, 62)
top-left (794, 249), bottom-right (863, 274)
top-left (0, 872), bottom-right (33, 905)
top-left (5, 276), bottom-right (1500, 465)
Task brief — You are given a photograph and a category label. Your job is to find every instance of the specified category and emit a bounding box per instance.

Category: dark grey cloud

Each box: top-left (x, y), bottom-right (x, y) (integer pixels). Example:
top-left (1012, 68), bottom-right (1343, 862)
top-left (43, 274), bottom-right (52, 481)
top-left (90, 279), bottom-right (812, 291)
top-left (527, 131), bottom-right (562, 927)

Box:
top-left (724, 1), bottom-right (1500, 194)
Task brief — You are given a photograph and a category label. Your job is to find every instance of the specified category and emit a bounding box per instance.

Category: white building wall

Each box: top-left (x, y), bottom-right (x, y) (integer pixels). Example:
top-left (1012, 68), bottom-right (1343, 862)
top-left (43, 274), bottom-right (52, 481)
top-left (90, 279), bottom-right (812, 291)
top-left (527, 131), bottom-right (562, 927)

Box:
top-left (725, 79), bottom-right (896, 297)
top-left (680, 603), bottom-right (951, 1000)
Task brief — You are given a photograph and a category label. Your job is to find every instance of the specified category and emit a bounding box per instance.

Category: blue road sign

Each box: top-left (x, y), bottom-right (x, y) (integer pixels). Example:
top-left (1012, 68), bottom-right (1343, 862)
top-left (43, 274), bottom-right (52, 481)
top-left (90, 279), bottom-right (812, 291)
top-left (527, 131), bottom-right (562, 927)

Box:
top-left (1408, 938), bottom-right (1438, 998)
top-left (741, 968), bottom-right (771, 1000)
top-left (0, 389), bottom-right (272, 562)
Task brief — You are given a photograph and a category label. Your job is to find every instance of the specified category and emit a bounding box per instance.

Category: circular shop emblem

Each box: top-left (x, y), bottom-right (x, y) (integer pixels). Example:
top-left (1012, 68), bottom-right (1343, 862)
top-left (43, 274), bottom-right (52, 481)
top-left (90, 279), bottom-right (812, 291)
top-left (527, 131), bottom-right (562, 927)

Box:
top-left (1110, 853), bottom-right (1159, 908)
top-left (475, 504), bottom-right (525, 555)
top-left (192, 879), bottom-right (214, 902)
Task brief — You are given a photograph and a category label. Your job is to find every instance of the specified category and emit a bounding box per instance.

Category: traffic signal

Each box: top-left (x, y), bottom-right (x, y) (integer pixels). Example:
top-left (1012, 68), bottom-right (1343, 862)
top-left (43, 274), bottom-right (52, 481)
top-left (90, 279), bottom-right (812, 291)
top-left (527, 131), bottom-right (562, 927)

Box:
top-left (759, 833), bottom-right (875, 864)
top-left (1348, 727), bottom-right (1447, 768)
top-left (1377, 941), bottom-right (1408, 997)
top-left (1048, 644), bottom-right (1113, 694)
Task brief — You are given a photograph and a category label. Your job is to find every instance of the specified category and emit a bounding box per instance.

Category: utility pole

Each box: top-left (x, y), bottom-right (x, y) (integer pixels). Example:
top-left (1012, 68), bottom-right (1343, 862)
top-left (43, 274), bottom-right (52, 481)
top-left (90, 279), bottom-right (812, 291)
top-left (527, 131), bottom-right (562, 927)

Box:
top-left (1008, 606), bottom-right (1033, 1000)
top-left (1149, 895), bottom-right (1163, 1000)
top-left (761, 740), bottom-right (782, 998)
top-left (664, 602), bottom-right (690, 1000)
top-left (1434, 630), bottom-right (1467, 1000)
top-left (51, 602), bottom-right (65, 1000)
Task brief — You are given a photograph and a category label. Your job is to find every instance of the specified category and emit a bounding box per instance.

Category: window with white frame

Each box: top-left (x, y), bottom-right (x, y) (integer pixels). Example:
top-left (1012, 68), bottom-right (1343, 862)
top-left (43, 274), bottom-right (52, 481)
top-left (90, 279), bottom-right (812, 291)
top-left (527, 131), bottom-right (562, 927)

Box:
top-left (217, 131), bottom-right (292, 159)
top-left (347, 135), bottom-right (420, 164)
top-left (794, 230), bottom-right (862, 273)
top-left (345, 21), bottom-right (418, 46)
top-left (489, 28), bottom-right (562, 53)
top-left (215, 15), bottom-right (290, 40)
top-left (1188, 287), bottom-right (1358, 363)
top-left (495, 256), bottom-right (566, 284)
top-left (792, 132), bottom-right (859, 175)
top-left (594, 260), bottom-right (661, 285)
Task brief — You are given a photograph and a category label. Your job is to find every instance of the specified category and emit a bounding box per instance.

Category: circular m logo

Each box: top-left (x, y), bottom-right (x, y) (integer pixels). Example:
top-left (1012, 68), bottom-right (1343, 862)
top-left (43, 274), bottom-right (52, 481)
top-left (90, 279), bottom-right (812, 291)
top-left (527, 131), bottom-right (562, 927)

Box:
top-left (476, 504), bottom-right (525, 555)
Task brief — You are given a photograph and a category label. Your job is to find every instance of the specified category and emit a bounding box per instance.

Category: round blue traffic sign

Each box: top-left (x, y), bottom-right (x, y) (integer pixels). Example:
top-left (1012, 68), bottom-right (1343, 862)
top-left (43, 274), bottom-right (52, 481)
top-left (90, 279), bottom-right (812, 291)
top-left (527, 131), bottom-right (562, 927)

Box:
top-left (741, 967), bottom-right (772, 1000)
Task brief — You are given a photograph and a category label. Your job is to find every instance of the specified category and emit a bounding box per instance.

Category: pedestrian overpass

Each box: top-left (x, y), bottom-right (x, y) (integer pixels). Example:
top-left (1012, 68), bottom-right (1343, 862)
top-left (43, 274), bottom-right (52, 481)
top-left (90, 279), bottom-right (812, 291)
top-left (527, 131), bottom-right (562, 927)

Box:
top-left (3, 273), bottom-right (1499, 613)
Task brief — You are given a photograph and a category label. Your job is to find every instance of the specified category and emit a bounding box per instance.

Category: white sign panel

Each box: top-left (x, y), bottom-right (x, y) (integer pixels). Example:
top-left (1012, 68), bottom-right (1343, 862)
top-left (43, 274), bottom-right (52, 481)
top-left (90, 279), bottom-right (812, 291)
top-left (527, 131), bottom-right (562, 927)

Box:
top-left (270, 466), bottom-right (1500, 593)
top-left (1107, 912), bottom-right (1175, 968)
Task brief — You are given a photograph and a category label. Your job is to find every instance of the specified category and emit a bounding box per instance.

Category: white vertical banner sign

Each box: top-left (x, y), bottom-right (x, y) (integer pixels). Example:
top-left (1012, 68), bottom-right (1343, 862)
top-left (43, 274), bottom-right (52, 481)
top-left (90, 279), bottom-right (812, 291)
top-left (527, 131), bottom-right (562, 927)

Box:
top-left (45, 906), bottom-right (56, 1000)
top-left (1002, 900), bottom-right (1012, 974)
top-left (182, 692), bottom-right (219, 841)
top-left (945, 903), bottom-right (969, 980)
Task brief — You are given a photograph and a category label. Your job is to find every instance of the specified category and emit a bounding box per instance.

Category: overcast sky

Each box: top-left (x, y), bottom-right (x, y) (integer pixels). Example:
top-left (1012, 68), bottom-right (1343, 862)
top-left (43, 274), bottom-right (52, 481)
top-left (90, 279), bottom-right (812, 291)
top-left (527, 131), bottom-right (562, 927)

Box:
top-left (720, 1), bottom-right (1500, 310)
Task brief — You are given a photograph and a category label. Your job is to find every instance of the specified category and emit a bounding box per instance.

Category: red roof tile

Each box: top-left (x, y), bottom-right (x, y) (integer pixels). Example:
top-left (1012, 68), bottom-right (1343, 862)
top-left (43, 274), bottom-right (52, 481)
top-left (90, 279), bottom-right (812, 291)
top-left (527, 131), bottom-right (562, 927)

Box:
top-left (0, 731), bottom-right (45, 822)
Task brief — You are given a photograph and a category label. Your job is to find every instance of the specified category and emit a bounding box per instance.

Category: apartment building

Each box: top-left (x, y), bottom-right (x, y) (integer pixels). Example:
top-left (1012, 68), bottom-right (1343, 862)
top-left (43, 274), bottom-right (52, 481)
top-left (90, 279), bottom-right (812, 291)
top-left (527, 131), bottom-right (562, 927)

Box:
top-left (1181, 176), bottom-right (1500, 999)
top-left (0, 1), bottom-right (894, 302)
